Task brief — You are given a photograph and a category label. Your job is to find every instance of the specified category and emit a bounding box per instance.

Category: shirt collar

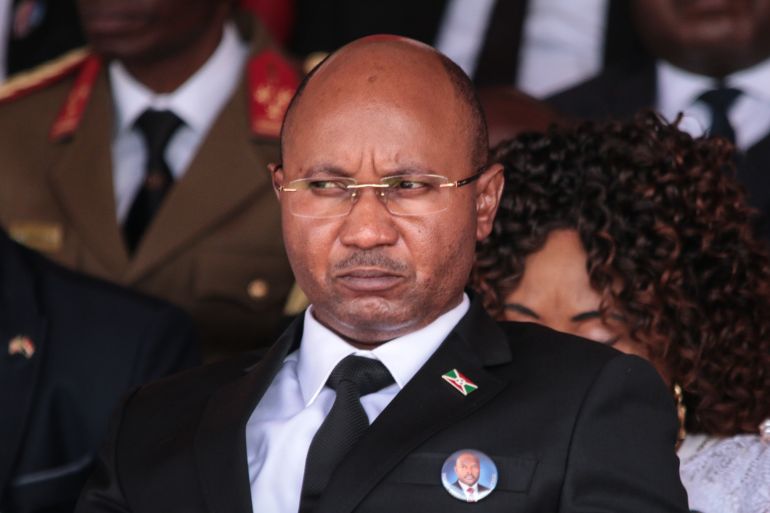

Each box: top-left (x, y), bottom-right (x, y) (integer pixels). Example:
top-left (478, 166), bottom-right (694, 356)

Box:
top-left (109, 22), bottom-right (248, 134)
top-left (656, 60), bottom-right (715, 121)
top-left (728, 56), bottom-right (770, 103)
top-left (293, 294), bottom-right (471, 407)
top-left (658, 57), bottom-right (770, 116)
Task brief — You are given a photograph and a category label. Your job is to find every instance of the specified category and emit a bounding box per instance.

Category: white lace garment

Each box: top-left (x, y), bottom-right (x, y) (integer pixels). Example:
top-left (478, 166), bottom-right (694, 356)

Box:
top-left (678, 434), bottom-right (770, 513)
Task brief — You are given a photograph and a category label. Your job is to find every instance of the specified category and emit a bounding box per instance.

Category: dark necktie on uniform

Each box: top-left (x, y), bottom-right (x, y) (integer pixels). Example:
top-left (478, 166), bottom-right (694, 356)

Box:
top-left (123, 109), bottom-right (183, 254)
top-left (698, 86), bottom-right (741, 144)
top-left (299, 355), bottom-right (394, 513)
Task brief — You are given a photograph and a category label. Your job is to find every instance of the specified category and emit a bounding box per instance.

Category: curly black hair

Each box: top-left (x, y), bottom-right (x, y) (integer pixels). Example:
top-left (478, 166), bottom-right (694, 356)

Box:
top-left (472, 111), bottom-right (770, 436)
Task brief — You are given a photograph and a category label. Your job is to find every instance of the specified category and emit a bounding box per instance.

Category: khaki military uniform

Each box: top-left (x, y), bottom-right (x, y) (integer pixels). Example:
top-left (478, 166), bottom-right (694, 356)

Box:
top-left (0, 21), bottom-right (299, 361)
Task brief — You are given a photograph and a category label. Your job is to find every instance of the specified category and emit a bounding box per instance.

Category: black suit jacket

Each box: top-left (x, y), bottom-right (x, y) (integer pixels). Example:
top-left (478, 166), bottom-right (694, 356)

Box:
top-left (0, 232), bottom-right (198, 513)
top-left (76, 298), bottom-right (688, 512)
top-left (548, 62), bottom-right (770, 240)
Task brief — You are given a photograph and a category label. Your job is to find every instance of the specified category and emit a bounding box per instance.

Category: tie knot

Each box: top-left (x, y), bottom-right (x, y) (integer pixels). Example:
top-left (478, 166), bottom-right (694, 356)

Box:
top-left (326, 355), bottom-right (394, 396)
top-left (134, 109), bottom-right (184, 160)
top-left (698, 86), bottom-right (742, 110)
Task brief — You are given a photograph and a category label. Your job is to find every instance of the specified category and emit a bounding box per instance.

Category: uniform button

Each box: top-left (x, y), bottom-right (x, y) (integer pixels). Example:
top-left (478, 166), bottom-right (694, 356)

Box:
top-left (247, 279), bottom-right (269, 300)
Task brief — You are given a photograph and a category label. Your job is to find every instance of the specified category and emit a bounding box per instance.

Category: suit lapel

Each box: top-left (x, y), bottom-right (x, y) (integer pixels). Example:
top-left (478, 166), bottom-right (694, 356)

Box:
top-left (0, 235), bottom-right (48, 493)
top-left (48, 71), bottom-right (130, 277)
top-left (194, 316), bottom-right (302, 513)
top-left (315, 300), bottom-right (513, 513)
top-left (125, 78), bottom-right (276, 283)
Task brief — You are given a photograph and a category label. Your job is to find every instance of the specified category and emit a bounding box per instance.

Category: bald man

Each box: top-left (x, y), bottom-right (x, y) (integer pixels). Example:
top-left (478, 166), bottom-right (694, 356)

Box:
top-left (76, 37), bottom-right (688, 513)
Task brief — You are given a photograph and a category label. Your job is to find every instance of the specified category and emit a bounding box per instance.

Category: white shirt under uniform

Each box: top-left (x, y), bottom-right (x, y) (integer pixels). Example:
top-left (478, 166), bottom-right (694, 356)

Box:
top-left (108, 22), bottom-right (249, 222)
top-left (245, 294), bottom-right (470, 513)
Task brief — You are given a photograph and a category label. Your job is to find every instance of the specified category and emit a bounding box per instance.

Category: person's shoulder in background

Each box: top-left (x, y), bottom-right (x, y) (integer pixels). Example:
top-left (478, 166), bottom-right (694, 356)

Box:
top-left (7, 230), bottom-right (201, 377)
top-left (1, 229), bottom-right (199, 512)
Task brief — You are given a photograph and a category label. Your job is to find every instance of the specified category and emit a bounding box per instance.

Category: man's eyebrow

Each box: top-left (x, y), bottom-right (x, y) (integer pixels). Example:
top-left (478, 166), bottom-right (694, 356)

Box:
top-left (503, 303), bottom-right (540, 320)
top-left (302, 165), bottom-right (351, 177)
top-left (570, 311), bottom-right (601, 322)
top-left (381, 164), bottom-right (440, 177)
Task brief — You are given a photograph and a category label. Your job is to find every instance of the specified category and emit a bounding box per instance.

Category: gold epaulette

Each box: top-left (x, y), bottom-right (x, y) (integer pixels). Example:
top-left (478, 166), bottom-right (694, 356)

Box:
top-left (0, 47), bottom-right (91, 103)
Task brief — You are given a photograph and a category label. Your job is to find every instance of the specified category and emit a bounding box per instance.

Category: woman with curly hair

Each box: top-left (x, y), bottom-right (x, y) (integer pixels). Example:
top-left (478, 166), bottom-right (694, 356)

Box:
top-left (472, 112), bottom-right (770, 513)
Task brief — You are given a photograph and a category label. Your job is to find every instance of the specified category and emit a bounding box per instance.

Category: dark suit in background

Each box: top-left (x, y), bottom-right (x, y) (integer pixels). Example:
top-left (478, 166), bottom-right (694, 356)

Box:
top-left (76, 300), bottom-right (687, 513)
top-left (548, 63), bottom-right (770, 241)
top-left (0, 231), bottom-right (198, 513)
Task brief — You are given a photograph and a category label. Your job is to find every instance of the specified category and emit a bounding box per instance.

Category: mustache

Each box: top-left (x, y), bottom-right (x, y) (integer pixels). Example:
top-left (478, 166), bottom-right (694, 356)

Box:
top-left (333, 251), bottom-right (409, 274)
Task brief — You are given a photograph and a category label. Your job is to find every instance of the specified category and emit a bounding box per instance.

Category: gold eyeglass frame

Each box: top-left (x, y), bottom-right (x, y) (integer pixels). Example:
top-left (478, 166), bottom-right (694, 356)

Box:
top-left (272, 164), bottom-right (487, 217)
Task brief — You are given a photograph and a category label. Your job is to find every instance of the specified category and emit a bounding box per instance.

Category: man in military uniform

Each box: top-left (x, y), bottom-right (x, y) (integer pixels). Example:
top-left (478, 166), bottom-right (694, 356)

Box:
top-left (0, 0), bottom-right (299, 360)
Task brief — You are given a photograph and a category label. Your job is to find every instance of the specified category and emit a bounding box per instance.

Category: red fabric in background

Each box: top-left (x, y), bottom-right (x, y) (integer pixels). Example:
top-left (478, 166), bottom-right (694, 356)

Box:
top-left (240, 0), bottom-right (295, 45)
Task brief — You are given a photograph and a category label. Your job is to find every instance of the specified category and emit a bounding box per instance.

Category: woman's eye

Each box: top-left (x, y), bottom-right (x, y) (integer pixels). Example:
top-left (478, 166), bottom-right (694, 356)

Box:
top-left (581, 324), bottom-right (619, 345)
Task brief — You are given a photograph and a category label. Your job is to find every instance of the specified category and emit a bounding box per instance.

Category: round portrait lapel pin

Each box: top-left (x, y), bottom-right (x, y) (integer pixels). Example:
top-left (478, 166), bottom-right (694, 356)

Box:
top-left (441, 449), bottom-right (497, 503)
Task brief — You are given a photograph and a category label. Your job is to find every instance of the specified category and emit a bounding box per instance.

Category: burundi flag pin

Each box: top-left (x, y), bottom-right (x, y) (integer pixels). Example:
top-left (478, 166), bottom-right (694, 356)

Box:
top-left (8, 335), bottom-right (35, 359)
top-left (442, 369), bottom-right (478, 396)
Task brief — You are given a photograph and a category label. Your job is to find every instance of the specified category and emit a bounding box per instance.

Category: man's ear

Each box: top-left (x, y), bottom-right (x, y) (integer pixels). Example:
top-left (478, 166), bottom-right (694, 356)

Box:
top-left (268, 163), bottom-right (283, 201)
top-left (475, 163), bottom-right (504, 241)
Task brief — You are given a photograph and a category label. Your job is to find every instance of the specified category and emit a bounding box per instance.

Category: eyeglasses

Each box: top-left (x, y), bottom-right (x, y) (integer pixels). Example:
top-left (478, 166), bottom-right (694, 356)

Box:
top-left (274, 166), bottom-right (485, 218)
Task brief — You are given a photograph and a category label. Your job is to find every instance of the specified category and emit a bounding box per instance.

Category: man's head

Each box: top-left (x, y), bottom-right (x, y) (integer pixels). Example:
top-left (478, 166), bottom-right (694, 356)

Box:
top-left (631, 0), bottom-right (770, 77)
top-left (273, 36), bottom-right (503, 345)
top-left (454, 452), bottom-right (481, 486)
top-left (77, 0), bottom-right (230, 69)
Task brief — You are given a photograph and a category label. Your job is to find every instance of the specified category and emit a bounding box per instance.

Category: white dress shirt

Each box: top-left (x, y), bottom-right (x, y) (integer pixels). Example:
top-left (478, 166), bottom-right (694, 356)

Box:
top-left (246, 295), bottom-right (470, 513)
top-left (657, 57), bottom-right (770, 151)
top-left (435, 0), bottom-right (608, 98)
top-left (109, 22), bottom-right (249, 222)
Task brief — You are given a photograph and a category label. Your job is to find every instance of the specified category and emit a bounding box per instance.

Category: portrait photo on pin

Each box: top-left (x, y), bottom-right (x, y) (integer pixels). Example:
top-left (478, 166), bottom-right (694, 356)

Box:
top-left (441, 449), bottom-right (498, 503)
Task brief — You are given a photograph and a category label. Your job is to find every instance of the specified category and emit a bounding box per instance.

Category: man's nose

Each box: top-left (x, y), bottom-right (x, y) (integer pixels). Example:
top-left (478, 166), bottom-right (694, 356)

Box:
top-left (338, 188), bottom-right (399, 249)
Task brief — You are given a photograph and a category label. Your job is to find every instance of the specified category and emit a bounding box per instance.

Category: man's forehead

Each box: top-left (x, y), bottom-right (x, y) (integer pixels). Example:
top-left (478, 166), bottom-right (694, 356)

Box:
top-left (291, 39), bottom-right (451, 116)
top-left (280, 35), bottom-right (482, 172)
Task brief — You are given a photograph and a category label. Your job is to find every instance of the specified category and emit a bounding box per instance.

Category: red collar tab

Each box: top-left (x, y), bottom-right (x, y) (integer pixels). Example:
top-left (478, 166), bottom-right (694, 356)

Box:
top-left (248, 49), bottom-right (299, 140)
top-left (49, 55), bottom-right (102, 142)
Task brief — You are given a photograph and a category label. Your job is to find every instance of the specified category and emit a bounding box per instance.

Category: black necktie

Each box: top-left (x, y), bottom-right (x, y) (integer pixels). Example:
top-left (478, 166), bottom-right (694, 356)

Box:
top-left (698, 86), bottom-right (741, 144)
top-left (299, 355), bottom-right (394, 512)
top-left (473, 0), bottom-right (528, 87)
top-left (123, 109), bottom-right (183, 254)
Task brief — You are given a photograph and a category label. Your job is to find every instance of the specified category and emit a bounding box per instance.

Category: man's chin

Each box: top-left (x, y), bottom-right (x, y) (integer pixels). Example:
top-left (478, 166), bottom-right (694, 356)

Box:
top-left (316, 298), bottom-right (420, 343)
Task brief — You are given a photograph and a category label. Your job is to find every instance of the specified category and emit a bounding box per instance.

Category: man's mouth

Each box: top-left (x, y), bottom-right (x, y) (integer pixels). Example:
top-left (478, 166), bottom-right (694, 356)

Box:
top-left (335, 268), bottom-right (405, 292)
